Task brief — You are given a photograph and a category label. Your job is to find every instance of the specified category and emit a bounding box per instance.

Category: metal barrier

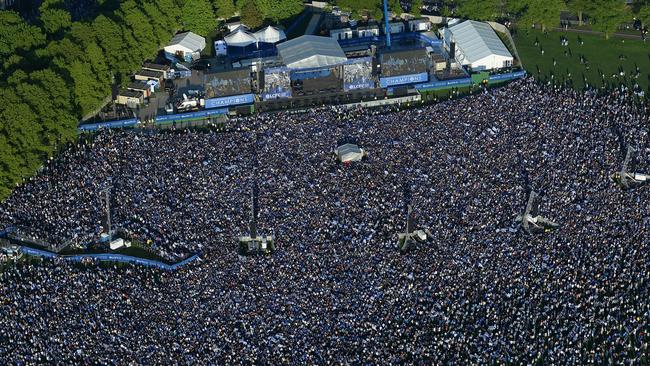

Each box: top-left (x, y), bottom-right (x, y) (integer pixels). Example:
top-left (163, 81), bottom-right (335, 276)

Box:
top-left (19, 246), bottom-right (200, 271)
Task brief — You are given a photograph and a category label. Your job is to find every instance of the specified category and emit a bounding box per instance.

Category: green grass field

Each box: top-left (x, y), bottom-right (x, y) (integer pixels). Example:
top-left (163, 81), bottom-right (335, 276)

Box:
top-left (514, 29), bottom-right (650, 92)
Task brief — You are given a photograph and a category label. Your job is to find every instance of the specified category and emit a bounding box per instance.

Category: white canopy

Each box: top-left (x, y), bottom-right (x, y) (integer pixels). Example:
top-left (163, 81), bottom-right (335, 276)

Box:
top-left (444, 20), bottom-right (513, 70)
top-left (254, 26), bottom-right (286, 44)
top-left (224, 27), bottom-right (257, 47)
top-left (277, 35), bottom-right (347, 69)
top-left (336, 144), bottom-right (364, 162)
top-left (164, 32), bottom-right (206, 53)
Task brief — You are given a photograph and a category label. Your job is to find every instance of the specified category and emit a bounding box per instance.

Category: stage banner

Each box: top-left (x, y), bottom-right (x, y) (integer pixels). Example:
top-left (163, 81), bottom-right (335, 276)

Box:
top-left (204, 94), bottom-right (254, 109)
top-left (380, 72), bottom-right (429, 88)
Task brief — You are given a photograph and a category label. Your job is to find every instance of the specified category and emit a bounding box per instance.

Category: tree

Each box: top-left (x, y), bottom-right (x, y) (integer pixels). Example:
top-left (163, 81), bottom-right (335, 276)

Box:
top-left (389, 0), bottom-right (403, 17)
top-left (518, 0), bottom-right (564, 31)
top-left (586, 0), bottom-right (631, 39)
top-left (39, 8), bottom-right (72, 35)
top-left (181, 0), bottom-right (218, 36)
top-left (411, 0), bottom-right (422, 18)
top-left (213, 0), bottom-right (237, 20)
top-left (567, 0), bottom-right (590, 26)
top-left (239, 0), bottom-right (264, 28)
top-left (456, 0), bottom-right (501, 21)
top-left (0, 11), bottom-right (46, 59)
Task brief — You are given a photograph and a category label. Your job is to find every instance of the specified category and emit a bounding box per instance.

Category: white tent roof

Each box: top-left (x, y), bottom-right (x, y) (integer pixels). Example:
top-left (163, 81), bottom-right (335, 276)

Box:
top-left (254, 26), bottom-right (286, 44)
top-left (448, 20), bottom-right (512, 64)
top-left (225, 27), bottom-right (257, 47)
top-left (165, 32), bottom-right (206, 53)
top-left (277, 35), bottom-right (347, 69)
top-left (336, 144), bottom-right (364, 162)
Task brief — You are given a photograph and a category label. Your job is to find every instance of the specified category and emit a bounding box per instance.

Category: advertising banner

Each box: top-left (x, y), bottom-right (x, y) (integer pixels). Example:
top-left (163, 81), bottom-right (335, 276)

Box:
top-left (155, 108), bottom-right (228, 124)
top-left (488, 70), bottom-right (527, 82)
top-left (415, 77), bottom-right (472, 90)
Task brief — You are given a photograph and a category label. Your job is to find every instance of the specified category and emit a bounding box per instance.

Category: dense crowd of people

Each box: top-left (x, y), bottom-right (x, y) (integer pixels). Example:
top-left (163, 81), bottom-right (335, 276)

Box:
top-left (0, 78), bottom-right (648, 364)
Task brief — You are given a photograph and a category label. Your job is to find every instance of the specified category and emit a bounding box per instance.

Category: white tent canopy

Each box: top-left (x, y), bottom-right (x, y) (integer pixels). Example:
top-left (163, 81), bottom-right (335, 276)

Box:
top-left (164, 32), bottom-right (206, 54)
top-left (335, 144), bottom-right (364, 162)
top-left (277, 35), bottom-right (347, 69)
top-left (254, 26), bottom-right (287, 44)
top-left (224, 27), bottom-right (257, 47)
top-left (443, 20), bottom-right (513, 71)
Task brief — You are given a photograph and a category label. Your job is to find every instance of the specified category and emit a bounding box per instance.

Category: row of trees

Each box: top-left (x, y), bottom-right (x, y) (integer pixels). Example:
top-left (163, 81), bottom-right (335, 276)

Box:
top-left (454, 0), bottom-right (649, 38)
top-left (0, 0), bottom-right (300, 200)
top-left (182, 0), bottom-right (303, 35)
top-left (334, 0), bottom-right (650, 39)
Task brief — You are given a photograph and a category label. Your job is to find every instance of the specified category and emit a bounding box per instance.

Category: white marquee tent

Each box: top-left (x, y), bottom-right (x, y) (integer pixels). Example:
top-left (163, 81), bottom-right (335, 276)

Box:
top-left (163, 32), bottom-right (206, 62)
top-left (442, 20), bottom-right (513, 71)
top-left (254, 26), bottom-right (287, 44)
top-left (224, 27), bottom-right (257, 47)
top-left (277, 35), bottom-right (347, 69)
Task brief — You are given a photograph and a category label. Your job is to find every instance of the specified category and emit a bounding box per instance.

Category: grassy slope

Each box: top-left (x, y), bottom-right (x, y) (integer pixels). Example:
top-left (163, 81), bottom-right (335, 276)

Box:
top-left (514, 28), bottom-right (650, 92)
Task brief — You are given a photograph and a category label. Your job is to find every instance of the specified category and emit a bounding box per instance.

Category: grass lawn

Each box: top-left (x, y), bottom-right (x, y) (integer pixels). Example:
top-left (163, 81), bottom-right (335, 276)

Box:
top-left (514, 28), bottom-right (650, 92)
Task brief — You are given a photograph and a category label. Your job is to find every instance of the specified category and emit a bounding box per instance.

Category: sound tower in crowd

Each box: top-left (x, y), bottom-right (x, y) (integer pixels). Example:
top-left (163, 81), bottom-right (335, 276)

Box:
top-left (238, 180), bottom-right (275, 256)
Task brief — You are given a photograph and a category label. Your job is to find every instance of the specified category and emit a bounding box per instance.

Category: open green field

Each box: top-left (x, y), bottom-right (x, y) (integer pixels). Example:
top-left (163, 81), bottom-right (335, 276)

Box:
top-left (514, 29), bottom-right (650, 92)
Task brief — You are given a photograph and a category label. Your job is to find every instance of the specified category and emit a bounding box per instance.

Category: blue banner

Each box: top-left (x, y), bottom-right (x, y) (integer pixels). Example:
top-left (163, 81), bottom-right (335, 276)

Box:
top-left (380, 72), bottom-right (429, 88)
top-left (19, 246), bottom-right (200, 271)
top-left (155, 108), bottom-right (228, 124)
top-left (204, 94), bottom-right (254, 109)
top-left (489, 70), bottom-right (527, 82)
top-left (415, 77), bottom-right (472, 90)
top-left (78, 118), bottom-right (138, 132)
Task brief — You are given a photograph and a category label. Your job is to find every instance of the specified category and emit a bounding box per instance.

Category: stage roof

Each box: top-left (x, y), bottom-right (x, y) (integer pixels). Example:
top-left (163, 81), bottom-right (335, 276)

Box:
top-left (277, 35), bottom-right (347, 69)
